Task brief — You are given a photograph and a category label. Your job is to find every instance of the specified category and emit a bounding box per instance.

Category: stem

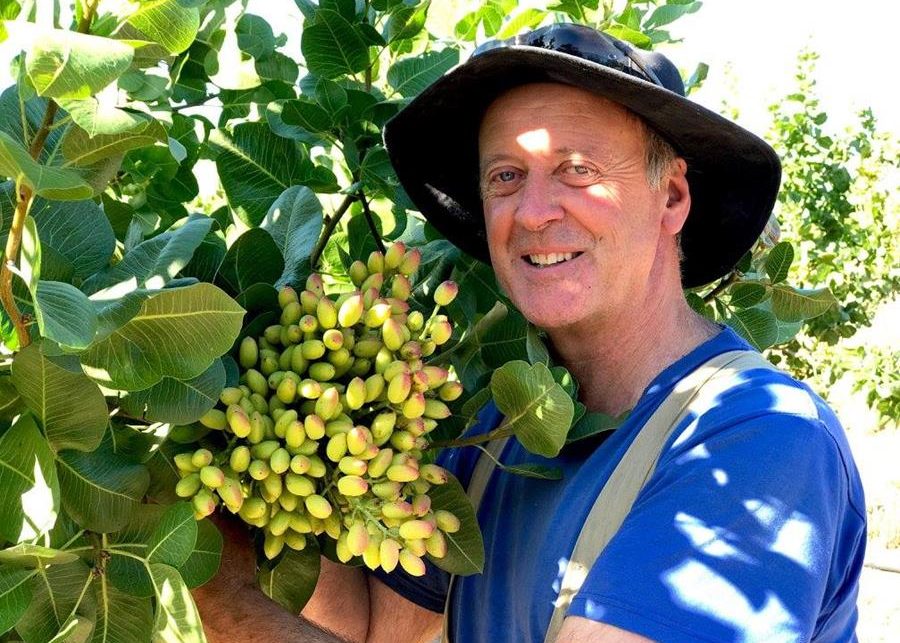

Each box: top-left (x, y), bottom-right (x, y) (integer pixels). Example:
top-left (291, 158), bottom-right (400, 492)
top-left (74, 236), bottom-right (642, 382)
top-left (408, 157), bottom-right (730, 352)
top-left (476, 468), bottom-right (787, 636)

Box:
top-left (27, 102), bottom-right (59, 158)
top-left (310, 194), bottom-right (357, 269)
top-left (357, 191), bottom-right (385, 254)
top-left (429, 424), bottom-right (515, 450)
top-left (701, 271), bottom-right (739, 304)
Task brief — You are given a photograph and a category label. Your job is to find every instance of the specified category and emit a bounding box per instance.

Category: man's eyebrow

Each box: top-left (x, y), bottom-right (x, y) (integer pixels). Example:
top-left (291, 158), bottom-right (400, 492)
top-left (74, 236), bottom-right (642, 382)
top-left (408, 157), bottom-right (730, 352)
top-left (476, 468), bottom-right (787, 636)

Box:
top-left (479, 146), bottom-right (613, 172)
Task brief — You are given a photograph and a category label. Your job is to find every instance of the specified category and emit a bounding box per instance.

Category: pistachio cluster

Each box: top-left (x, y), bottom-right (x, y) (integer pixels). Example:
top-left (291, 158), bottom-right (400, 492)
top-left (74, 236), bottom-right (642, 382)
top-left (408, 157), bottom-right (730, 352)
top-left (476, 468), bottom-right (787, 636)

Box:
top-left (175, 242), bottom-right (462, 576)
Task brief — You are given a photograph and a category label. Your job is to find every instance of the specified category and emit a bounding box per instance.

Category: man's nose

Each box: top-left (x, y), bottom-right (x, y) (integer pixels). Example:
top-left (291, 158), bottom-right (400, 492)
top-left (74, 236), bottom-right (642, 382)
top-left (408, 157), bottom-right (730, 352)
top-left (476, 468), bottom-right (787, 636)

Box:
top-left (513, 175), bottom-right (564, 231)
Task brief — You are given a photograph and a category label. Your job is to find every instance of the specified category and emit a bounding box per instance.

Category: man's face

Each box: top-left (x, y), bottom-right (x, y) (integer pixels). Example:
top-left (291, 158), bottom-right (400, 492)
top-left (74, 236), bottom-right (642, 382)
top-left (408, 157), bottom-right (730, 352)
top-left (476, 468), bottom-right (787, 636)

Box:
top-left (478, 83), bottom-right (682, 332)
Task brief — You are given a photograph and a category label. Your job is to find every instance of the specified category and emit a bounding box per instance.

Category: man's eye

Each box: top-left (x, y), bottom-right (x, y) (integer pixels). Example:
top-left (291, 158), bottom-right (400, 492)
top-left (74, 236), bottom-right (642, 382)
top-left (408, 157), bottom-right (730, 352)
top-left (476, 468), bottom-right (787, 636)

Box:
top-left (495, 170), bottom-right (518, 182)
top-left (563, 165), bottom-right (595, 176)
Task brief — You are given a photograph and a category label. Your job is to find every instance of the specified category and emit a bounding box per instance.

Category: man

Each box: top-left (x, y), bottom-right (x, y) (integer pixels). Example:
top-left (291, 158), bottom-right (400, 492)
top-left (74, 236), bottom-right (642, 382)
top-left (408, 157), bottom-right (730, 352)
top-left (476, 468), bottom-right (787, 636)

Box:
top-left (194, 24), bottom-right (866, 642)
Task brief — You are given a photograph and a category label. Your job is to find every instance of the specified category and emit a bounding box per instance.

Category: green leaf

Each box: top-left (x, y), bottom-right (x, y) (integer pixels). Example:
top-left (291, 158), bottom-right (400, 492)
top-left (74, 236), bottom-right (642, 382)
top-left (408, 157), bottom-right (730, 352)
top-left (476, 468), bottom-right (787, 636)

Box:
top-left (0, 543), bottom-right (80, 567)
top-left (387, 48), bottom-right (458, 98)
top-left (120, 359), bottom-right (225, 425)
top-left (209, 122), bottom-right (308, 227)
top-left (257, 540), bottom-right (320, 613)
top-left (644, 1), bottom-right (701, 28)
top-left (148, 563), bottom-right (206, 643)
top-left (770, 285), bottom-right (837, 323)
top-left (215, 228), bottom-right (284, 294)
top-left (178, 519), bottom-right (222, 589)
top-left (90, 582), bottom-right (153, 643)
top-left (11, 344), bottom-right (107, 452)
top-left (21, 216), bottom-right (41, 288)
top-left (491, 361), bottom-right (574, 458)
top-left (565, 410), bottom-right (626, 443)
top-left (0, 566), bottom-right (34, 634)
top-left (359, 145), bottom-right (396, 197)
top-left (260, 186), bottom-right (323, 288)
top-left (0, 375), bottom-right (24, 419)
top-left (605, 23), bottom-right (653, 49)
top-left (121, 0), bottom-right (200, 56)
top-left (281, 98), bottom-right (333, 133)
top-left (61, 119), bottom-right (167, 167)
top-left (80, 283), bottom-right (245, 391)
top-left (236, 13), bottom-right (275, 59)
top-left (386, 1), bottom-right (431, 42)
top-left (764, 241), bottom-right (794, 283)
top-left (496, 8), bottom-right (548, 38)
top-left (15, 559), bottom-right (96, 643)
top-left (146, 503), bottom-right (197, 568)
top-left (728, 281), bottom-right (768, 308)
top-left (427, 474), bottom-right (483, 575)
top-left (26, 28), bottom-right (134, 99)
top-left (499, 462), bottom-right (563, 480)
top-left (315, 78), bottom-right (348, 117)
top-left (525, 324), bottom-right (549, 365)
top-left (56, 437), bottom-right (150, 533)
top-left (0, 131), bottom-right (93, 200)
top-left (180, 233), bottom-right (227, 284)
top-left (30, 197), bottom-right (115, 280)
top-left (105, 504), bottom-right (166, 598)
top-left (726, 307), bottom-right (778, 350)
top-left (34, 281), bottom-right (99, 350)
top-left (82, 215), bottom-right (214, 295)
top-left (0, 413), bottom-right (60, 543)
top-left (301, 9), bottom-right (370, 79)
top-left (49, 613), bottom-right (95, 643)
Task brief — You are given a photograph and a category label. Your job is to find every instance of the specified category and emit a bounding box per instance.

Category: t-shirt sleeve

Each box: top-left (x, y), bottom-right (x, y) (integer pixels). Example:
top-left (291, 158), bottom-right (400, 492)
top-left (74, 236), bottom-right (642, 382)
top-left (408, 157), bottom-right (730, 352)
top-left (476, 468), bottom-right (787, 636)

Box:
top-left (567, 407), bottom-right (865, 642)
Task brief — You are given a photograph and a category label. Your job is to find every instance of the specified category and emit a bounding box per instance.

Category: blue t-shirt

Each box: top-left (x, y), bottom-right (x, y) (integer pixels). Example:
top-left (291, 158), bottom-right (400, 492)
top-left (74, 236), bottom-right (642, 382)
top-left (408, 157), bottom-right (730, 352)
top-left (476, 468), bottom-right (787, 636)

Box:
top-left (376, 328), bottom-right (866, 642)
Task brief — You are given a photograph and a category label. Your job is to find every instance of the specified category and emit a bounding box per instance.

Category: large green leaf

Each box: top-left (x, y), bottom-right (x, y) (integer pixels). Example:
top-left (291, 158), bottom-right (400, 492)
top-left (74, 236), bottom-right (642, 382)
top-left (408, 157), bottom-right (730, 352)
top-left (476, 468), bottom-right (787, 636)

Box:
top-left (764, 241), bottom-right (794, 284)
top-left (82, 215), bottom-right (214, 295)
top-left (61, 119), bottom-right (167, 167)
top-left (34, 281), bottom-right (99, 350)
top-left (728, 281), bottom-right (768, 309)
top-left (120, 359), bottom-right (225, 425)
top-left (0, 131), bottom-right (93, 200)
top-left (56, 438), bottom-right (150, 533)
top-left (15, 559), bottom-right (96, 643)
top-left (490, 361), bottom-right (573, 458)
top-left (148, 564), bottom-right (206, 643)
top-left (257, 540), bottom-right (320, 613)
top-left (177, 519), bottom-right (222, 589)
top-left (209, 123), bottom-right (307, 227)
top-left (91, 581), bottom-right (153, 643)
top-left (121, 0), bottom-right (200, 55)
top-left (301, 9), bottom-right (370, 79)
top-left (386, 48), bottom-right (458, 98)
top-left (386, 0), bottom-right (430, 42)
top-left (0, 413), bottom-right (60, 543)
top-left (726, 307), bottom-right (778, 350)
top-left (11, 344), bottom-right (107, 452)
top-left (106, 505), bottom-right (167, 598)
top-left (427, 474), bottom-right (484, 575)
top-left (57, 98), bottom-right (150, 138)
top-left (30, 197), bottom-right (115, 280)
top-left (81, 283), bottom-right (244, 390)
top-left (0, 544), bottom-right (80, 567)
top-left (770, 285), bottom-right (837, 323)
top-left (260, 186), bottom-right (323, 287)
top-left (215, 228), bottom-right (284, 295)
top-left (0, 565), bottom-right (34, 634)
top-left (644, 2), bottom-right (702, 28)
top-left (26, 28), bottom-right (134, 99)
top-left (146, 503), bottom-right (197, 568)
top-left (0, 375), bottom-right (25, 420)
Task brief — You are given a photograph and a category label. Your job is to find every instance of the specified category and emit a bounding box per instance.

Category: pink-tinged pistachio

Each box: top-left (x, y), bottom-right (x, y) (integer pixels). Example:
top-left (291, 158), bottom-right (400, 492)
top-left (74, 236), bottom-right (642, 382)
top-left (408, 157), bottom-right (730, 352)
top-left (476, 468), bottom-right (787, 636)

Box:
top-left (199, 408), bottom-right (227, 431)
top-left (298, 378), bottom-right (322, 400)
top-left (278, 285), bottom-right (299, 308)
top-left (217, 477), bottom-right (243, 511)
top-left (269, 448), bottom-right (291, 475)
top-left (402, 392), bottom-right (426, 419)
top-left (387, 372), bottom-right (412, 404)
top-left (420, 464), bottom-right (449, 485)
top-left (365, 373), bottom-right (386, 403)
top-left (404, 418), bottom-right (426, 437)
top-left (439, 380), bottom-right (464, 402)
top-left (248, 459), bottom-right (270, 481)
top-left (381, 318), bottom-right (405, 352)
top-left (308, 362), bottom-right (336, 382)
top-left (316, 297), bottom-right (337, 329)
top-left (305, 494), bottom-right (333, 519)
top-left (346, 426), bottom-right (372, 456)
top-left (364, 302), bottom-right (392, 329)
top-left (384, 241), bottom-right (406, 270)
top-left (349, 260), bottom-right (368, 286)
top-left (399, 550), bottom-right (426, 576)
top-left (240, 497), bottom-right (268, 522)
top-left (290, 454), bottom-right (311, 475)
top-left (361, 272), bottom-right (385, 295)
top-left (387, 298), bottom-right (410, 315)
top-left (399, 341), bottom-right (422, 361)
top-left (200, 465), bottom-right (225, 489)
top-left (326, 433), bottom-right (348, 462)
top-left (337, 474), bottom-right (369, 497)
top-left (429, 320), bottom-right (453, 345)
top-left (192, 489), bottom-right (217, 518)
top-left (391, 274), bottom-right (412, 300)
top-left (366, 447), bottom-right (394, 477)
top-left (219, 386), bottom-right (244, 406)
top-left (426, 530), bottom-right (448, 558)
top-left (383, 360), bottom-right (410, 382)
top-left (353, 337), bottom-right (383, 358)
top-left (386, 463), bottom-right (419, 483)
top-left (433, 281), bottom-right (459, 307)
top-left (191, 448), bottom-right (213, 469)
top-left (285, 472), bottom-right (315, 497)
top-left (411, 370), bottom-right (430, 393)
top-left (398, 248), bottom-right (421, 277)
top-left (343, 377), bottom-right (365, 410)
top-left (381, 500), bottom-right (414, 519)
top-left (367, 250), bottom-right (385, 274)
top-left (337, 293), bottom-right (365, 328)
top-left (435, 510), bottom-right (461, 534)
top-left (338, 456), bottom-right (368, 476)
top-left (230, 446), bottom-right (251, 473)
top-left (300, 289), bottom-right (319, 315)
top-left (315, 387), bottom-right (341, 419)
top-left (307, 455), bottom-right (327, 478)
top-left (380, 538), bottom-right (401, 572)
top-left (406, 311), bottom-right (424, 333)
top-left (347, 520), bottom-right (370, 556)
top-left (412, 494), bottom-right (432, 517)
top-left (372, 480), bottom-right (402, 500)
top-left (363, 538), bottom-right (382, 570)
top-left (335, 532), bottom-right (353, 563)
top-left (280, 301), bottom-right (302, 326)
top-left (423, 399), bottom-right (451, 420)
top-left (176, 473), bottom-right (202, 498)
top-left (399, 519), bottom-right (435, 540)
top-left (285, 420), bottom-right (306, 449)
top-left (321, 329), bottom-right (344, 351)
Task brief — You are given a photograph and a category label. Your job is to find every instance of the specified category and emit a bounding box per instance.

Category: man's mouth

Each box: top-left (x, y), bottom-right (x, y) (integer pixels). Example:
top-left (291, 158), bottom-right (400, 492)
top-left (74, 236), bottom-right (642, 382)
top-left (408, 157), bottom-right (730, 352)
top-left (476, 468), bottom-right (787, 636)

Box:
top-left (524, 252), bottom-right (583, 267)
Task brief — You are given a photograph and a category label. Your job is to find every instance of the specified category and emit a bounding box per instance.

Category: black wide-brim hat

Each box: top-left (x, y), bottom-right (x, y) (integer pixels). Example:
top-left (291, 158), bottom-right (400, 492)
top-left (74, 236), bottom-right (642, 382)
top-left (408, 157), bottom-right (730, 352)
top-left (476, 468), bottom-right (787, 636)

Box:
top-left (383, 24), bottom-right (781, 289)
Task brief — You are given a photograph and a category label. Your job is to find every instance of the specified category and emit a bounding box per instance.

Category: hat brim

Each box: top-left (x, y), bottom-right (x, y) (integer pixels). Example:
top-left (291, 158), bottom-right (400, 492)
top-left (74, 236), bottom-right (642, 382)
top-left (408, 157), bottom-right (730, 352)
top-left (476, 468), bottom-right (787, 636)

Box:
top-left (383, 47), bottom-right (781, 289)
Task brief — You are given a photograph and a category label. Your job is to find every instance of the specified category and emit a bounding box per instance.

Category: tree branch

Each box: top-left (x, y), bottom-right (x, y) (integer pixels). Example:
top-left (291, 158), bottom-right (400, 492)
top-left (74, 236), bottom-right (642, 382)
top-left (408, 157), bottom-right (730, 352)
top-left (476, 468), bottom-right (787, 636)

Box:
top-left (357, 190), bottom-right (385, 254)
top-left (702, 271), bottom-right (739, 304)
top-left (309, 195), bottom-right (357, 269)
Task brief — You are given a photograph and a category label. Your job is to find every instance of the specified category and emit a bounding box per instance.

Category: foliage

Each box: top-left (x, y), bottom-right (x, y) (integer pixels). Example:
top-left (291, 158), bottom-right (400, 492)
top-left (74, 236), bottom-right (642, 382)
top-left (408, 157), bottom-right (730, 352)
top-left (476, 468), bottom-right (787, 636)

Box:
top-left (762, 51), bottom-right (900, 428)
top-left (0, 0), bottom-right (880, 640)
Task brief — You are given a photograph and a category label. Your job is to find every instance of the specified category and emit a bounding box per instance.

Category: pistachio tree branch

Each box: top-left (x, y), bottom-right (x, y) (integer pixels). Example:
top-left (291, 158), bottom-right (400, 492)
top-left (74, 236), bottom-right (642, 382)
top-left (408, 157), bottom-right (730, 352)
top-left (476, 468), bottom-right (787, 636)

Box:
top-left (309, 194), bottom-right (358, 269)
top-left (357, 190), bottom-right (385, 254)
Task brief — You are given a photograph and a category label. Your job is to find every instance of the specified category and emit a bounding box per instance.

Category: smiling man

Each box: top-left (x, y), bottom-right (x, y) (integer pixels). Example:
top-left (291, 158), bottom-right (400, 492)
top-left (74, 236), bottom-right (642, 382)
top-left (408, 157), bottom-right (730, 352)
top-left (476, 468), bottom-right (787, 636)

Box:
top-left (193, 23), bottom-right (866, 643)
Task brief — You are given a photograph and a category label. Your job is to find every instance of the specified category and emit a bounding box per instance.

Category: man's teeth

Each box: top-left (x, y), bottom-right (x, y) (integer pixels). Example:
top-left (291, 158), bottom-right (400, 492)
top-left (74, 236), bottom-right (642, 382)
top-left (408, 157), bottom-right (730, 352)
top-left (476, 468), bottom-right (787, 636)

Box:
top-left (527, 252), bottom-right (577, 266)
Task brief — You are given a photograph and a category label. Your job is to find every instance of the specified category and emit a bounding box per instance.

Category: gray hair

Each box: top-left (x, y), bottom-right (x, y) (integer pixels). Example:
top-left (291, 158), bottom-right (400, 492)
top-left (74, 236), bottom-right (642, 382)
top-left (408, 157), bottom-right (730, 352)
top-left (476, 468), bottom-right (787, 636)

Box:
top-left (643, 125), bottom-right (679, 190)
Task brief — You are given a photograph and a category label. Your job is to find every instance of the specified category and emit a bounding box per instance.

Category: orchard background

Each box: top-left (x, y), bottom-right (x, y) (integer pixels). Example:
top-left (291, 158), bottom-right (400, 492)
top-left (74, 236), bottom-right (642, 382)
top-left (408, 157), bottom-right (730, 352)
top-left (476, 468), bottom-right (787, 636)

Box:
top-left (0, 1), bottom-right (897, 641)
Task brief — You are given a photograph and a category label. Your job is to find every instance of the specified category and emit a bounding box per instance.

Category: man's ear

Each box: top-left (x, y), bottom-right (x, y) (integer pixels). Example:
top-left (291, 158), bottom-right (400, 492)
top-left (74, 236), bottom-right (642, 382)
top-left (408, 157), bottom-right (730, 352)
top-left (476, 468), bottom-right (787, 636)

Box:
top-left (661, 158), bottom-right (691, 236)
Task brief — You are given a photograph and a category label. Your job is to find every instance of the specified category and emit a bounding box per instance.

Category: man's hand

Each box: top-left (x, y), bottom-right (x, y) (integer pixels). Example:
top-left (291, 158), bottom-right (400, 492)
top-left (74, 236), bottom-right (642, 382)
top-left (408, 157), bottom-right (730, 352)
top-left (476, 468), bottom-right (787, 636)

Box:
top-left (191, 515), bottom-right (351, 643)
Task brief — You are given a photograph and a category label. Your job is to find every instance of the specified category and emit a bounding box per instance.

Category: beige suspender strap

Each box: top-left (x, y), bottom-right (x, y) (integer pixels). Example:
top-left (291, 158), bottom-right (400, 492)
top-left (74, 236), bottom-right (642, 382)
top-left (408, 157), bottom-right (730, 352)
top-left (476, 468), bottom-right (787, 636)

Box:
top-left (441, 434), bottom-right (511, 643)
top-left (543, 350), bottom-right (775, 642)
